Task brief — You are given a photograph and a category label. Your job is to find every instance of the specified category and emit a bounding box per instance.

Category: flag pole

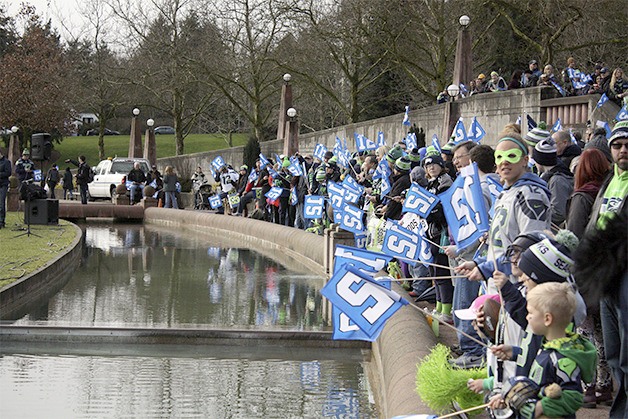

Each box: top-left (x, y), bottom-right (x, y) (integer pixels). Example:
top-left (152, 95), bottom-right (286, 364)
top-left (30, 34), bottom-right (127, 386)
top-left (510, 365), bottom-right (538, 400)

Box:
top-left (412, 306), bottom-right (489, 349)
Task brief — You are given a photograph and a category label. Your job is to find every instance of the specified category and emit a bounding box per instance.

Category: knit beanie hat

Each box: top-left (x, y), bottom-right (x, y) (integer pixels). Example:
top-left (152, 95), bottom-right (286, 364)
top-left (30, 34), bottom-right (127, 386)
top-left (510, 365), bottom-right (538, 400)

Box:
top-left (524, 126), bottom-right (551, 147)
top-left (533, 137), bottom-right (557, 166)
top-left (609, 120), bottom-right (628, 146)
top-left (410, 166), bottom-right (428, 186)
top-left (407, 147), bottom-right (422, 163)
top-left (395, 156), bottom-right (411, 173)
top-left (422, 154), bottom-right (445, 168)
top-left (584, 134), bottom-right (613, 163)
top-left (517, 231), bottom-right (578, 284)
top-left (386, 146), bottom-right (404, 164)
top-left (441, 139), bottom-right (455, 155)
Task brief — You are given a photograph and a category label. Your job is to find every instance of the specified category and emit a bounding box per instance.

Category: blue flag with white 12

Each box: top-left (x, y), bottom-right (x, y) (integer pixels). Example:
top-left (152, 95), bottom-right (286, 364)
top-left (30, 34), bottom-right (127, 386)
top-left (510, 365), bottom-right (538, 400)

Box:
top-left (267, 166), bottom-right (280, 179)
top-left (290, 187), bottom-right (298, 206)
top-left (313, 143), bottom-right (327, 161)
top-left (208, 194), bottom-right (222, 209)
top-left (381, 221), bottom-right (421, 264)
top-left (485, 175), bottom-right (503, 218)
top-left (376, 131), bottom-right (386, 147)
top-left (453, 118), bottom-right (468, 144)
top-left (211, 156), bottom-right (226, 172)
top-left (343, 175), bottom-right (365, 195)
top-left (334, 137), bottom-right (345, 155)
top-left (248, 169), bottom-right (258, 183)
top-left (402, 183), bottom-right (440, 218)
top-left (321, 264), bottom-right (408, 339)
top-left (468, 117), bottom-right (486, 143)
top-left (373, 158), bottom-right (390, 181)
top-left (339, 203), bottom-right (365, 234)
top-left (327, 181), bottom-right (345, 210)
top-left (603, 122), bottom-right (612, 139)
top-left (596, 93), bottom-right (608, 108)
top-left (432, 134), bottom-right (441, 153)
top-left (337, 149), bottom-right (351, 168)
top-left (334, 244), bottom-right (393, 275)
top-left (616, 105), bottom-right (628, 121)
top-left (405, 132), bottom-right (418, 150)
top-left (355, 133), bottom-right (377, 152)
top-left (380, 175), bottom-right (392, 199)
top-left (418, 220), bottom-right (434, 266)
top-left (341, 184), bottom-right (361, 205)
top-left (332, 245), bottom-right (394, 341)
top-left (303, 195), bottom-right (324, 219)
top-left (287, 161), bottom-right (303, 177)
top-left (209, 165), bottom-right (217, 180)
top-left (259, 153), bottom-right (271, 169)
top-left (265, 186), bottom-right (283, 201)
top-left (402, 105), bottom-right (411, 126)
top-left (354, 232), bottom-right (368, 249)
top-left (552, 118), bottom-right (562, 132)
top-left (438, 163), bottom-right (490, 249)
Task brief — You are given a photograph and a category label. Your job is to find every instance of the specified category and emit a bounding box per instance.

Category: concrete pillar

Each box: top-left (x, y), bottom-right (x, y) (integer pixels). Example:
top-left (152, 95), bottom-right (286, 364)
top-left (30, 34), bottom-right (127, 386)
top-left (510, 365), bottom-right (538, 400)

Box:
top-left (129, 112), bottom-right (142, 158)
top-left (143, 127), bottom-right (156, 167)
top-left (441, 100), bottom-right (460, 144)
top-left (8, 132), bottom-right (20, 176)
top-left (282, 116), bottom-right (299, 157)
top-left (276, 75), bottom-right (293, 142)
top-left (452, 26), bottom-right (472, 86)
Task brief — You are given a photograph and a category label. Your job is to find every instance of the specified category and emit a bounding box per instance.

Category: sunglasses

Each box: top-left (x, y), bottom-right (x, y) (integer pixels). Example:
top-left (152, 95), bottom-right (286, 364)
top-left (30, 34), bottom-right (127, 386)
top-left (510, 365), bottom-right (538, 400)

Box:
top-left (495, 148), bottom-right (524, 165)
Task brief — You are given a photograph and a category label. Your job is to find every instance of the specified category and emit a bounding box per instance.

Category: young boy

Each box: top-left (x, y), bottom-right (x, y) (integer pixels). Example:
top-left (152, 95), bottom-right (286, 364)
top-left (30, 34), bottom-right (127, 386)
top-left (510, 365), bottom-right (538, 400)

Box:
top-left (489, 282), bottom-right (596, 419)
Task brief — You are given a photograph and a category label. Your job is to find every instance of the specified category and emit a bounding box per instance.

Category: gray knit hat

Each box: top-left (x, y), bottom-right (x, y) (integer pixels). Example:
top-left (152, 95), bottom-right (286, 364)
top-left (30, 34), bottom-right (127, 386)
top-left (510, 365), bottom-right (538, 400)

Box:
top-left (533, 137), bottom-right (557, 166)
top-left (585, 134), bottom-right (613, 163)
top-left (524, 127), bottom-right (551, 147)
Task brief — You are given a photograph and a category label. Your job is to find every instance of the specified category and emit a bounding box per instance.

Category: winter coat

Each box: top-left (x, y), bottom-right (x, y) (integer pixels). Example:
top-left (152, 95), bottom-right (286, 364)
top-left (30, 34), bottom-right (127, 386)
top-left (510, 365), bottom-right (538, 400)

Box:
top-left (558, 143), bottom-right (582, 170)
top-left (0, 156), bottom-right (11, 187)
top-left (566, 181), bottom-right (601, 239)
top-left (540, 162), bottom-right (574, 226)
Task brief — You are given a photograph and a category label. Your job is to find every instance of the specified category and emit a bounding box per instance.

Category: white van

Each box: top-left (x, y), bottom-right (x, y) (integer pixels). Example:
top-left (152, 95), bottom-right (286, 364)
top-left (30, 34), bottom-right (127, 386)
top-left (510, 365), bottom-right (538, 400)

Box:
top-left (88, 157), bottom-right (151, 199)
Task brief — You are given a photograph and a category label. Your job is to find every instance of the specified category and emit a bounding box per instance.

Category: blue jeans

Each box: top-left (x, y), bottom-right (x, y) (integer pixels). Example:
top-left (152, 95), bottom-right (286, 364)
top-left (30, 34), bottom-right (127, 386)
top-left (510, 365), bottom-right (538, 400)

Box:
top-left (453, 275), bottom-right (484, 356)
top-left (410, 263), bottom-right (431, 295)
top-left (0, 184), bottom-right (7, 225)
top-left (164, 191), bottom-right (177, 208)
top-left (130, 183), bottom-right (144, 203)
top-left (79, 183), bottom-right (88, 204)
top-left (600, 294), bottom-right (628, 417)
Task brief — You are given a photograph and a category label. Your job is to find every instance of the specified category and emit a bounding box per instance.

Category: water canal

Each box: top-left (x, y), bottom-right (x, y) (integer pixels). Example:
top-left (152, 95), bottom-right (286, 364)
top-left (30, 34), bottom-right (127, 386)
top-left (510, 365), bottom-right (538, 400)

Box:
top-left (0, 223), bottom-right (377, 418)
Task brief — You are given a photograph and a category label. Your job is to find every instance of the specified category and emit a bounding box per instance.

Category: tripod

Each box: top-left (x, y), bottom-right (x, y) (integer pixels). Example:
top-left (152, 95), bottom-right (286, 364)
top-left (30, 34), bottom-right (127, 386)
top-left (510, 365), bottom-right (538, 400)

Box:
top-left (15, 180), bottom-right (41, 238)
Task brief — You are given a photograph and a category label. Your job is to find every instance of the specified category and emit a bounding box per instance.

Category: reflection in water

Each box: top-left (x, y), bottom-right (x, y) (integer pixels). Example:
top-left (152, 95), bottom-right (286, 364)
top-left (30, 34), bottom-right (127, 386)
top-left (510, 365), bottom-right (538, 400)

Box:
top-left (1, 225), bottom-right (377, 417)
top-left (13, 225), bottom-right (327, 330)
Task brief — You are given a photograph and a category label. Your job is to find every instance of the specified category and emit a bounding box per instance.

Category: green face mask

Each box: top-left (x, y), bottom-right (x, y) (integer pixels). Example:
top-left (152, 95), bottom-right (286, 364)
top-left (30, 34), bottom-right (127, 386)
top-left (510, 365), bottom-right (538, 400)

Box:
top-left (495, 148), bottom-right (524, 165)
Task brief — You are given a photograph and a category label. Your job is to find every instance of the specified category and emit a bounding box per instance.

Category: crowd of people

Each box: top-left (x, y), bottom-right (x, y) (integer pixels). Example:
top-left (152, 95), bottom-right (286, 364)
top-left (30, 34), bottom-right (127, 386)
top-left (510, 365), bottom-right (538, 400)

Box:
top-left (210, 118), bottom-right (626, 418)
top-left (436, 58), bottom-right (628, 103)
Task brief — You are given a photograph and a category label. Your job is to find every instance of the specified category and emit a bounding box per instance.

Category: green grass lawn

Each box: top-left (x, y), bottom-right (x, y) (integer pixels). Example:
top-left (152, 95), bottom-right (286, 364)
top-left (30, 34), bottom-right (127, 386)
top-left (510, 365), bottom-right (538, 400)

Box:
top-left (52, 133), bottom-right (248, 166)
top-left (0, 212), bottom-right (79, 288)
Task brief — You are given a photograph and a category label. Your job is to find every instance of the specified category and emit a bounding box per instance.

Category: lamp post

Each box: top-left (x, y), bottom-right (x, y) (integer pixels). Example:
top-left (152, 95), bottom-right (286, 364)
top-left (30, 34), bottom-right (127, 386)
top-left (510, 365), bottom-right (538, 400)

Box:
top-left (129, 107), bottom-right (142, 158)
top-left (452, 15), bottom-right (472, 87)
top-left (447, 84), bottom-right (461, 100)
top-left (283, 107), bottom-right (299, 157)
top-left (144, 118), bottom-right (157, 167)
top-left (276, 73), bottom-right (293, 142)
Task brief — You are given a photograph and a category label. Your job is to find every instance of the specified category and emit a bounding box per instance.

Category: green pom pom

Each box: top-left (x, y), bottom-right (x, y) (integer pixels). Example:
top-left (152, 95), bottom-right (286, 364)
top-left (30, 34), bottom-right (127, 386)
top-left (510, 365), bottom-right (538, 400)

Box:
top-left (415, 344), bottom-right (487, 415)
top-left (554, 229), bottom-right (579, 253)
top-left (538, 121), bottom-right (548, 130)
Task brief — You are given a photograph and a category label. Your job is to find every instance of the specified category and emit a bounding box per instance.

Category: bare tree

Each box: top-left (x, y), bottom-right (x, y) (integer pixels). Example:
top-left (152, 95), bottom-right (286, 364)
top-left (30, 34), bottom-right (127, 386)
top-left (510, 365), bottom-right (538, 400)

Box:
top-left (103, 0), bottom-right (222, 155)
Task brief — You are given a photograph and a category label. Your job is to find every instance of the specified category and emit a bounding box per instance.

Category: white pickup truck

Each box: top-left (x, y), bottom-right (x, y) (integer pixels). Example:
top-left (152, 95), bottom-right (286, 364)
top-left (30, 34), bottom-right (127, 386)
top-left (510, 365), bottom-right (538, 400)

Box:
top-left (88, 157), bottom-right (151, 199)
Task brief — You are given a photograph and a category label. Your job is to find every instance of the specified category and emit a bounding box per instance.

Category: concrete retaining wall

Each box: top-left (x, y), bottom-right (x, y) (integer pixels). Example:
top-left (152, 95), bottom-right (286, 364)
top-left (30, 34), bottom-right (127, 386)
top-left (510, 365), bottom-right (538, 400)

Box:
top-left (158, 86), bottom-right (602, 182)
top-left (143, 208), bottom-right (438, 418)
top-left (0, 223), bottom-right (84, 319)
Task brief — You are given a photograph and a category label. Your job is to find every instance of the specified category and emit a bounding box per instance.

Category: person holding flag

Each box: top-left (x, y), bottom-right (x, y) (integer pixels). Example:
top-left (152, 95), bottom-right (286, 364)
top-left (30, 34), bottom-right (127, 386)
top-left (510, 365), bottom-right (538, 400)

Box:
top-left (422, 154), bottom-right (454, 323)
top-left (382, 156), bottom-right (412, 221)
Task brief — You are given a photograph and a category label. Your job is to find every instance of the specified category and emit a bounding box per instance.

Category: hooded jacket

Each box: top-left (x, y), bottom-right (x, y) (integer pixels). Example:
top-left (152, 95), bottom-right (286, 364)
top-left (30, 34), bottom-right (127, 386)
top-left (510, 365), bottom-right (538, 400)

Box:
top-left (540, 162), bottom-right (574, 226)
top-left (477, 173), bottom-right (551, 285)
top-left (523, 333), bottom-right (597, 419)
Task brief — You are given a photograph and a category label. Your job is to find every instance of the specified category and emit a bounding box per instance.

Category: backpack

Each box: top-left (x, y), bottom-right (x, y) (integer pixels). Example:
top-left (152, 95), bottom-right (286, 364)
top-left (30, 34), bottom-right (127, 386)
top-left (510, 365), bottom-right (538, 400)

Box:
top-left (87, 168), bottom-right (95, 183)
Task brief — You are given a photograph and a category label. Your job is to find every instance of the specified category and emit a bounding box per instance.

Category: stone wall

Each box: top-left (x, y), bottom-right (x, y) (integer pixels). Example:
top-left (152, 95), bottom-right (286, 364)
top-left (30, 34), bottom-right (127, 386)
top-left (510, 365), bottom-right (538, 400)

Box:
top-left (158, 87), bottom-right (605, 181)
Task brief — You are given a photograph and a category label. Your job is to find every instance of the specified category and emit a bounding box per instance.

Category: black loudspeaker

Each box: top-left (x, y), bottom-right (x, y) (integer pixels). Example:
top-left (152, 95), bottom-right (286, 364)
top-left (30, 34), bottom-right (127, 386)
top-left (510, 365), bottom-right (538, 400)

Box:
top-left (31, 133), bottom-right (52, 161)
top-left (25, 199), bottom-right (59, 225)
